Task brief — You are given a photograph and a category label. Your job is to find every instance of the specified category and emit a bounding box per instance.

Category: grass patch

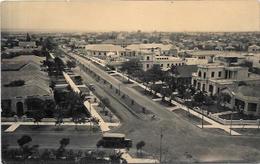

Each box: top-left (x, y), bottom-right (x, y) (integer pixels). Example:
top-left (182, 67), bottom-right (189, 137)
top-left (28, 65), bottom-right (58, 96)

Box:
top-left (1, 125), bottom-right (10, 132)
top-left (132, 85), bottom-right (160, 99)
top-left (15, 125), bottom-right (97, 133)
top-left (231, 128), bottom-right (260, 136)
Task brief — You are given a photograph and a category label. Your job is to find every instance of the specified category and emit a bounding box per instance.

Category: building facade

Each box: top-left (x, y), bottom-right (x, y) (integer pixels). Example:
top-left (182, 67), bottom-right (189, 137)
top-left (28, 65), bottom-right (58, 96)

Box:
top-left (192, 63), bottom-right (249, 96)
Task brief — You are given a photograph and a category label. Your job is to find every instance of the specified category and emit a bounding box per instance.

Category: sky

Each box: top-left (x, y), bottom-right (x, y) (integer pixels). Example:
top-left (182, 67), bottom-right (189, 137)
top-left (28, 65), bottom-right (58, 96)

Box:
top-left (1, 0), bottom-right (260, 32)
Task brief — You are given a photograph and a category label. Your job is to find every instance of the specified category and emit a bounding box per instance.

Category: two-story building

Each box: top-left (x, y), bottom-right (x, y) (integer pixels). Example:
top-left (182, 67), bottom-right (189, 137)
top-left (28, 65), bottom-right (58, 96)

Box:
top-left (141, 53), bottom-right (185, 71)
top-left (192, 63), bottom-right (249, 96)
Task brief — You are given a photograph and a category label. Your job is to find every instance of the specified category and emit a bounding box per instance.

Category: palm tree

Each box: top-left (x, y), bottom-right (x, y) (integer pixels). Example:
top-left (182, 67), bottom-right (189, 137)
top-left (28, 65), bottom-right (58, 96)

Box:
top-left (54, 105), bottom-right (64, 129)
top-left (136, 141), bottom-right (146, 156)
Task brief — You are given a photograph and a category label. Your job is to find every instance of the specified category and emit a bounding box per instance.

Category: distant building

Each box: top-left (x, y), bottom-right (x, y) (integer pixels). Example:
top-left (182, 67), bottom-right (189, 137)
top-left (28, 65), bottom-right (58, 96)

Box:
top-left (248, 44), bottom-right (260, 53)
top-left (85, 44), bottom-right (126, 59)
top-left (125, 44), bottom-right (174, 57)
top-left (141, 54), bottom-right (185, 71)
top-left (18, 41), bottom-right (37, 49)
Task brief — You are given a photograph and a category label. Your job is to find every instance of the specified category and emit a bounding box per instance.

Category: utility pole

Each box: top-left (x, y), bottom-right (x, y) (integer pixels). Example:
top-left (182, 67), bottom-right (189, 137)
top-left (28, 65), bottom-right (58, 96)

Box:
top-left (159, 128), bottom-right (163, 163)
top-left (230, 110), bottom-right (233, 136)
top-left (118, 83), bottom-right (121, 95)
top-left (201, 114), bottom-right (204, 129)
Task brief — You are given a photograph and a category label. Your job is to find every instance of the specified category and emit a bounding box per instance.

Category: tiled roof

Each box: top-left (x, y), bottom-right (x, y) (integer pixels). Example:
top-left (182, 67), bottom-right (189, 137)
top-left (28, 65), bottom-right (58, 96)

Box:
top-left (237, 85), bottom-right (260, 97)
top-left (1, 55), bottom-right (52, 99)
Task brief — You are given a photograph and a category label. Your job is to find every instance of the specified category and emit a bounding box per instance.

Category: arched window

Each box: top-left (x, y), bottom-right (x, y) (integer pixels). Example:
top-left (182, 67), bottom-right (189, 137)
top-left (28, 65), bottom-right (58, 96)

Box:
top-left (198, 71), bottom-right (202, 77)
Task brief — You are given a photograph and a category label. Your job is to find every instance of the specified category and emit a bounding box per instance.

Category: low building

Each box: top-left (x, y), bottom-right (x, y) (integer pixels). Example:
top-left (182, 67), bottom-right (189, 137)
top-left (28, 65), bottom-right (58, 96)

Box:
top-left (248, 44), bottom-right (260, 53)
top-left (222, 83), bottom-right (260, 116)
top-left (18, 41), bottom-right (37, 49)
top-left (85, 44), bottom-right (126, 59)
top-left (185, 57), bottom-right (209, 65)
top-left (1, 55), bottom-right (53, 116)
top-left (125, 43), bottom-right (174, 57)
top-left (141, 53), bottom-right (185, 71)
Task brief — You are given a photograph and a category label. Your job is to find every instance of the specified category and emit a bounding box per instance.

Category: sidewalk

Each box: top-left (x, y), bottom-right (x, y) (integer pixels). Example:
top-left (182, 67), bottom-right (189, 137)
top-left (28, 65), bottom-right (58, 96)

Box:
top-left (3, 122), bottom-right (92, 132)
top-left (212, 111), bottom-right (237, 116)
top-left (84, 101), bottom-right (110, 132)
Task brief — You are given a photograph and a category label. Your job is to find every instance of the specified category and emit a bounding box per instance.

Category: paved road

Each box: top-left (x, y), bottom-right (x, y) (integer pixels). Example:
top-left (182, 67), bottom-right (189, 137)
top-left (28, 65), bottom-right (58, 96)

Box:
top-left (63, 51), bottom-right (260, 163)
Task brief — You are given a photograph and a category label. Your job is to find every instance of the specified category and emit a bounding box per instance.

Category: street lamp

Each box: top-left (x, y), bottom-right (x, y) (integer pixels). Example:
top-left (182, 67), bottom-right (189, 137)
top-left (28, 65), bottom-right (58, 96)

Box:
top-left (159, 128), bottom-right (163, 163)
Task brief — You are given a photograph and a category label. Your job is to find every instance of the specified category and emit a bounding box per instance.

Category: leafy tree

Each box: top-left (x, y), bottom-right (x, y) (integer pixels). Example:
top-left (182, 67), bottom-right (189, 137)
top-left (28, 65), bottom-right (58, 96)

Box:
top-left (144, 65), bottom-right (165, 94)
top-left (42, 37), bottom-right (57, 51)
top-left (17, 135), bottom-right (32, 148)
top-left (136, 141), bottom-right (146, 156)
top-left (31, 110), bottom-right (45, 126)
top-left (57, 138), bottom-right (70, 159)
top-left (193, 91), bottom-right (205, 104)
top-left (109, 151), bottom-right (123, 163)
top-left (177, 85), bottom-right (186, 98)
top-left (100, 97), bottom-right (110, 109)
top-left (54, 105), bottom-right (64, 129)
top-left (26, 33), bottom-right (31, 41)
top-left (67, 60), bottom-right (76, 68)
top-left (120, 58), bottom-right (143, 80)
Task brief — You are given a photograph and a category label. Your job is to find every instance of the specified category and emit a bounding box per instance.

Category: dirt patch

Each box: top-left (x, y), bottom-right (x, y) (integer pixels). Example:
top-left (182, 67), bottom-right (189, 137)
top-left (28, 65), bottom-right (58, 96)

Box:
top-left (132, 85), bottom-right (160, 99)
top-left (172, 108), bottom-right (211, 126)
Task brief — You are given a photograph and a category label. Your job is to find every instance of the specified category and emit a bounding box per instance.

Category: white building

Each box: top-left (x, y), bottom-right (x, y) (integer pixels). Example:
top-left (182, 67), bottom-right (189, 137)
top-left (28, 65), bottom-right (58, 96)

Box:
top-left (222, 83), bottom-right (260, 116)
top-left (125, 44), bottom-right (175, 58)
top-left (192, 63), bottom-right (249, 96)
top-left (248, 44), bottom-right (260, 53)
top-left (18, 41), bottom-right (37, 49)
top-left (85, 44), bottom-right (126, 59)
top-left (141, 53), bottom-right (185, 71)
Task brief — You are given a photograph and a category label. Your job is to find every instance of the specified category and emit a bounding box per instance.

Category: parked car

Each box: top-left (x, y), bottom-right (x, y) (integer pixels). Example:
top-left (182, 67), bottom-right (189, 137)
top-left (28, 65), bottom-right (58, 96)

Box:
top-left (96, 133), bottom-right (132, 148)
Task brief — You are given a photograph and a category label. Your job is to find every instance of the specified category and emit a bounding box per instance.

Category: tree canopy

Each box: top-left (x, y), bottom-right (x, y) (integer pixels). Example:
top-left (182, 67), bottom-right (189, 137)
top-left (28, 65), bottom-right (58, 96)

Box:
top-left (120, 59), bottom-right (143, 76)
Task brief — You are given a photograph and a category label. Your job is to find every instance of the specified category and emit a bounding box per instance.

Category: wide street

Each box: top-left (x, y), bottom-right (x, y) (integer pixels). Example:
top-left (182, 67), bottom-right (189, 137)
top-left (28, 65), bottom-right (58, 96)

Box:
top-left (67, 50), bottom-right (260, 163)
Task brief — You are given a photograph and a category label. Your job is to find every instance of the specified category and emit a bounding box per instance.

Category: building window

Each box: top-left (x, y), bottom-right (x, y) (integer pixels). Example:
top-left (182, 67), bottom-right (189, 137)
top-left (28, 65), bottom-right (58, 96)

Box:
top-left (203, 72), bottom-right (206, 79)
top-left (167, 63), bottom-right (170, 67)
top-left (218, 71), bottom-right (222, 77)
top-left (99, 52), bottom-right (101, 55)
top-left (160, 64), bottom-right (163, 67)
top-left (208, 85), bottom-right (214, 93)
top-left (198, 71), bottom-right (202, 77)
top-left (202, 84), bottom-right (206, 91)
top-left (147, 56), bottom-right (150, 60)
top-left (146, 64), bottom-right (150, 69)
top-left (248, 103), bottom-right (257, 112)
top-left (211, 72), bottom-right (215, 78)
